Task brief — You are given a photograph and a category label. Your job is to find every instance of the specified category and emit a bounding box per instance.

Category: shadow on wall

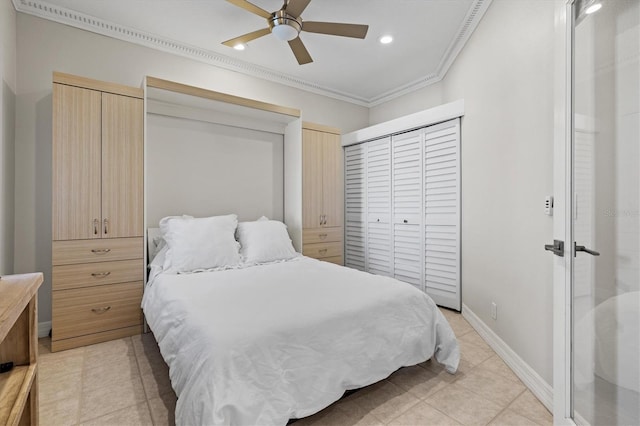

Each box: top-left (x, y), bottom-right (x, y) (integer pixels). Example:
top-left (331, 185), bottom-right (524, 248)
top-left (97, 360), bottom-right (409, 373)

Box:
top-left (1, 81), bottom-right (16, 274)
top-left (35, 93), bottom-right (52, 321)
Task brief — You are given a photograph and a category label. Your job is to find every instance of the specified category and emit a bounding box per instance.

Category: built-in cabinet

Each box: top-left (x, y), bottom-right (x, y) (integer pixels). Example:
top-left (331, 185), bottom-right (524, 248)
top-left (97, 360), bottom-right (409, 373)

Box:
top-left (51, 72), bottom-right (144, 352)
top-left (345, 118), bottom-right (461, 310)
top-left (301, 122), bottom-right (344, 265)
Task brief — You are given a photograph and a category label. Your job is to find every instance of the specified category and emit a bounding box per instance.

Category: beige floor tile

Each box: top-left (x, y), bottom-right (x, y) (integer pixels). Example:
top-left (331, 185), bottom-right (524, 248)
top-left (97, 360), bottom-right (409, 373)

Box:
top-left (458, 338), bottom-right (494, 368)
top-left (296, 402), bottom-right (384, 426)
top-left (80, 401), bottom-right (153, 426)
top-left (39, 336), bottom-right (52, 355)
top-left (39, 370), bottom-right (82, 405)
top-left (488, 409), bottom-right (539, 426)
top-left (39, 347), bottom-right (86, 382)
top-left (455, 368), bottom-right (526, 408)
top-left (508, 391), bottom-right (553, 425)
top-left (147, 391), bottom-right (177, 426)
top-left (387, 364), bottom-right (450, 400)
top-left (136, 343), bottom-right (168, 376)
top-left (441, 311), bottom-right (475, 337)
top-left (478, 355), bottom-right (521, 384)
top-left (79, 374), bottom-right (147, 422)
top-left (141, 367), bottom-right (174, 400)
top-left (459, 331), bottom-right (492, 352)
top-left (338, 381), bottom-right (420, 424)
top-left (84, 337), bottom-right (136, 370)
top-left (82, 353), bottom-right (141, 391)
top-left (39, 395), bottom-right (80, 425)
top-left (388, 401), bottom-right (461, 426)
top-left (424, 383), bottom-right (504, 426)
top-left (132, 332), bottom-right (160, 355)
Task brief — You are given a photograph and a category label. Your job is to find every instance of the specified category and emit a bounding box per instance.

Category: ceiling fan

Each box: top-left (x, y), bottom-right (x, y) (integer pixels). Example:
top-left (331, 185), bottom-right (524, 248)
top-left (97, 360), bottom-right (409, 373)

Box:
top-left (222, 0), bottom-right (369, 65)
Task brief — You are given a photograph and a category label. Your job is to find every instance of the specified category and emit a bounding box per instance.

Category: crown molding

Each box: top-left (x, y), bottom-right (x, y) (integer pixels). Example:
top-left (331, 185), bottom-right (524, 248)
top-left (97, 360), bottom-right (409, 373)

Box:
top-left (13, 0), bottom-right (491, 108)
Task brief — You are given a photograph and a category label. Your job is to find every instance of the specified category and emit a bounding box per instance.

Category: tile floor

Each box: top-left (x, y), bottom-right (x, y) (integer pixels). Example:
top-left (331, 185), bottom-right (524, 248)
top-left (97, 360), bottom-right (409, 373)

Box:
top-left (38, 309), bottom-right (552, 425)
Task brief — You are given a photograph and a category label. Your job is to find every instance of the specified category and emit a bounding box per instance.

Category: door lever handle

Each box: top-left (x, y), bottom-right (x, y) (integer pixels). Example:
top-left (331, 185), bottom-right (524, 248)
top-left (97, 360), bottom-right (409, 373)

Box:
top-left (544, 240), bottom-right (564, 257)
top-left (575, 243), bottom-right (600, 257)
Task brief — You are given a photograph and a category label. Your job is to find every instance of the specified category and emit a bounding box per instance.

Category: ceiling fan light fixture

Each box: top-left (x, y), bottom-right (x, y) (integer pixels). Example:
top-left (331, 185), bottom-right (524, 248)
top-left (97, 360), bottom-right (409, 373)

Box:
top-left (269, 10), bottom-right (302, 41)
top-left (379, 35), bottom-right (393, 44)
top-left (233, 43), bottom-right (246, 50)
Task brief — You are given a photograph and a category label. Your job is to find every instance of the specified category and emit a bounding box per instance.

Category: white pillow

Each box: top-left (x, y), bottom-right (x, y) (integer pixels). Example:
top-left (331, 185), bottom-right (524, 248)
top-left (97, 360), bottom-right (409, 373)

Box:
top-left (160, 214), bottom-right (241, 273)
top-left (237, 220), bottom-right (297, 264)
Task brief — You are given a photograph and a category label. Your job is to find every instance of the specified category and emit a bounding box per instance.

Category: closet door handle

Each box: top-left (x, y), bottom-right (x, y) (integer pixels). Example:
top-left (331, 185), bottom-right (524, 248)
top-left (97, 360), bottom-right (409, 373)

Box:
top-left (91, 272), bottom-right (111, 278)
top-left (91, 248), bottom-right (111, 254)
top-left (93, 218), bottom-right (99, 235)
top-left (103, 218), bottom-right (108, 235)
top-left (575, 243), bottom-right (600, 257)
top-left (403, 219), bottom-right (408, 224)
top-left (91, 306), bottom-right (111, 314)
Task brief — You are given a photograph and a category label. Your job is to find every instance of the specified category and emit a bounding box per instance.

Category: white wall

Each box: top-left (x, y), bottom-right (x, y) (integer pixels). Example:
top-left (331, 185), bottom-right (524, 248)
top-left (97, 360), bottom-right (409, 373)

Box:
top-left (14, 13), bottom-right (369, 324)
top-left (0, 0), bottom-right (16, 275)
top-left (371, 0), bottom-right (556, 385)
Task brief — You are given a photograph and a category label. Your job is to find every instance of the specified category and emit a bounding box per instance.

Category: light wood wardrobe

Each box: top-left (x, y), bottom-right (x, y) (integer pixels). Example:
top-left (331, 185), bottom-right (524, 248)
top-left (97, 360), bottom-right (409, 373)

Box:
top-left (301, 122), bottom-right (344, 265)
top-left (51, 72), bottom-right (144, 352)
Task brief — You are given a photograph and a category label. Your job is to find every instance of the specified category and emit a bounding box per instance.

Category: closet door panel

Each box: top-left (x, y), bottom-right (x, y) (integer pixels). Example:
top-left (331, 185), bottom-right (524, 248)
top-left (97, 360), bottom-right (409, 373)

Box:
top-left (302, 129), bottom-right (324, 228)
top-left (102, 93), bottom-right (144, 238)
top-left (344, 144), bottom-right (366, 270)
top-left (366, 137), bottom-right (392, 276)
top-left (424, 119), bottom-right (460, 310)
top-left (322, 132), bottom-right (344, 227)
top-left (53, 84), bottom-right (102, 241)
top-left (392, 130), bottom-right (423, 290)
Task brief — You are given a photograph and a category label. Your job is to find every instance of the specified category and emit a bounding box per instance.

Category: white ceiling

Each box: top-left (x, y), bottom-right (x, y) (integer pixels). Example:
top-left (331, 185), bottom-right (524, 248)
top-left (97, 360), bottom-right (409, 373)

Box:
top-left (12, 0), bottom-right (491, 106)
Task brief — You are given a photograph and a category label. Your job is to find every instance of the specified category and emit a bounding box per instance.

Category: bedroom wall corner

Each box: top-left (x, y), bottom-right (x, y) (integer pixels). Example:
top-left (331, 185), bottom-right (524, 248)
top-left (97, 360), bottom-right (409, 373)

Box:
top-left (370, 0), bottom-right (556, 387)
top-left (284, 119), bottom-right (303, 251)
top-left (0, 0), bottom-right (16, 275)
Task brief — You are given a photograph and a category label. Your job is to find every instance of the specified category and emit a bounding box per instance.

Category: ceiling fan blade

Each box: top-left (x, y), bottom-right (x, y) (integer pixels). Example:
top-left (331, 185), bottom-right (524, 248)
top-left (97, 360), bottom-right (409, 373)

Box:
top-left (226, 0), bottom-right (272, 19)
top-left (222, 28), bottom-right (271, 47)
top-left (284, 0), bottom-right (312, 18)
top-left (288, 37), bottom-right (313, 65)
top-left (302, 21), bottom-right (369, 39)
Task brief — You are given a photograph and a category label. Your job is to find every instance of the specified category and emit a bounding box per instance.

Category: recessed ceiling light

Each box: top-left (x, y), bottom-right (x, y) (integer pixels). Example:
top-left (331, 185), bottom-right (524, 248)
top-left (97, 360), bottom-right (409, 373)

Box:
top-left (585, 3), bottom-right (602, 14)
top-left (233, 43), bottom-right (246, 51)
top-left (379, 35), bottom-right (393, 45)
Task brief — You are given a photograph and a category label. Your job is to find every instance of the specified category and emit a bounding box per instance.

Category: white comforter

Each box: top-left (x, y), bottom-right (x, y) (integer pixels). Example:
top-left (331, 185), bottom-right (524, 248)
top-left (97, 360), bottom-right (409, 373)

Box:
top-left (142, 257), bottom-right (459, 426)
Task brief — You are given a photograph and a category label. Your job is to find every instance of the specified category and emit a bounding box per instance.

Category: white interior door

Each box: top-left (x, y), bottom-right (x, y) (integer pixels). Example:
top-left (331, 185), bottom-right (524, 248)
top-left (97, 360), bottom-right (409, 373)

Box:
top-left (366, 137), bottom-right (393, 276)
top-left (344, 143), bottom-right (366, 271)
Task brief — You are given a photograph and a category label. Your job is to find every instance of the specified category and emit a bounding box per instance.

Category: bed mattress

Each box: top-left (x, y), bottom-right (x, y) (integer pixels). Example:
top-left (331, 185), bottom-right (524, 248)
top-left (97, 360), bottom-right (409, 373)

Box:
top-left (142, 257), bottom-right (459, 425)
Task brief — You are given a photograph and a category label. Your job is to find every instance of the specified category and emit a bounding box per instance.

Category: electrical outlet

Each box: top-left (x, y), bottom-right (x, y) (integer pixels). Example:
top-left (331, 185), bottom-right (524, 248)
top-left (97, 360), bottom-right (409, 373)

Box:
top-left (491, 302), bottom-right (497, 320)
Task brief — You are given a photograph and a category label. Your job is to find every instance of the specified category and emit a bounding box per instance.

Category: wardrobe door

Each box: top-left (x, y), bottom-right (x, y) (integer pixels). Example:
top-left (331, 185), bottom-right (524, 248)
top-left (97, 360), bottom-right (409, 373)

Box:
top-left (392, 129), bottom-right (423, 290)
top-left (302, 128), bottom-right (324, 228)
top-left (52, 84), bottom-right (102, 241)
top-left (366, 137), bottom-right (392, 276)
top-left (344, 144), bottom-right (366, 270)
top-left (321, 131), bottom-right (343, 228)
top-left (101, 93), bottom-right (144, 238)
top-left (424, 119), bottom-right (460, 310)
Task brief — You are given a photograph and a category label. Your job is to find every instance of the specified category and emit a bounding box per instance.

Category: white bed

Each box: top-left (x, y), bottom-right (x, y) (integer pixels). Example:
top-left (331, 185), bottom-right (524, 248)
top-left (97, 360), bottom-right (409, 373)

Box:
top-left (142, 220), bottom-right (459, 425)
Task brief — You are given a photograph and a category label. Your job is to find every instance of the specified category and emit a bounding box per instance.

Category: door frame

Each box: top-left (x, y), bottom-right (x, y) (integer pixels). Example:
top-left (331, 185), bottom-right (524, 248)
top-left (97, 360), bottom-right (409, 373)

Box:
top-left (552, 0), bottom-right (576, 424)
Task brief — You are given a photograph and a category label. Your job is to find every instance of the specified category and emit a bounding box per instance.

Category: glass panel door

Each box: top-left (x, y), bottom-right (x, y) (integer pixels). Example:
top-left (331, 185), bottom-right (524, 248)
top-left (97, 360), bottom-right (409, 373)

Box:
top-left (572, 1), bottom-right (640, 424)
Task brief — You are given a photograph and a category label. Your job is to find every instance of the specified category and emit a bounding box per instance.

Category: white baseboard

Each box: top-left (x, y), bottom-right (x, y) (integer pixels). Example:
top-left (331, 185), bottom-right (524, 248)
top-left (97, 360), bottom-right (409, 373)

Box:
top-left (462, 303), bottom-right (553, 412)
top-left (38, 321), bottom-right (51, 338)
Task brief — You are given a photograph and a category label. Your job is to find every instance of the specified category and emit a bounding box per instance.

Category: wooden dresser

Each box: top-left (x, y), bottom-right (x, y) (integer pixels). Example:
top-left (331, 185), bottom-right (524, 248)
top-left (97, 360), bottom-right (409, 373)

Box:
top-left (301, 122), bottom-right (344, 265)
top-left (0, 273), bottom-right (43, 426)
top-left (51, 72), bottom-right (144, 352)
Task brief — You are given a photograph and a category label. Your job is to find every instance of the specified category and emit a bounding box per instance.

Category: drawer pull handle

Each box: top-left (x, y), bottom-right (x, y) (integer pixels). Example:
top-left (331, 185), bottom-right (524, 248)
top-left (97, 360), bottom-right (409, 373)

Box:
top-left (319, 249), bottom-right (328, 254)
top-left (319, 233), bottom-right (328, 239)
top-left (91, 272), bottom-right (111, 278)
top-left (91, 306), bottom-right (111, 314)
top-left (91, 249), bottom-right (111, 254)
top-left (103, 218), bottom-right (109, 235)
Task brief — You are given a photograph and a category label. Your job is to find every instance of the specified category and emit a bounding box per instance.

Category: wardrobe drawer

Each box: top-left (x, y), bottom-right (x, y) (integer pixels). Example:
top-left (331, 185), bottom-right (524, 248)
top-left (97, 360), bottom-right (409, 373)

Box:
top-left (52, 281), bottom-right (143, 341)
top-left (319, 256), bottom-right (344, 266)
top-left (53, 259), bottom-right (143, 291)
top-left (303, 241), bottom-right (343, 259)
top-left (53, 237), bottom-right (143, 265)
top-left (303, 227), bottom-right (343, 244)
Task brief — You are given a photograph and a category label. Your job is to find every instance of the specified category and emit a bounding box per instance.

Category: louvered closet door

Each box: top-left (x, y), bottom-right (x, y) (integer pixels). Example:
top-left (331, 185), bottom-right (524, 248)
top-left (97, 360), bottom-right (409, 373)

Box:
top-left (424, 119), bottom-right (460, 310)
top-left (344, 143), bottom-right (366, 270)
top-left (392, 130), bottom-right (423, 290)
top-left (366, 137), bottom-right (392, 276)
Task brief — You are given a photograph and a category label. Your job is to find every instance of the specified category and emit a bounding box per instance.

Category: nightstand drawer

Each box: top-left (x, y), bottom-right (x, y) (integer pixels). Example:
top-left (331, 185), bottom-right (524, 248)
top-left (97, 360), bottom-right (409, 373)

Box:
top-left (320, 256), bottom-right (343, 266)
top-left (53, 237), bottom-right (143, 265)
top-left (53, 259), bottom-right (143, 291)
top-left (303, 241), bottom-right (343, 259)
top-left (52, 281), bottom-right (143, 340)
top-left (303, 227), bottom-right (343, 244)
